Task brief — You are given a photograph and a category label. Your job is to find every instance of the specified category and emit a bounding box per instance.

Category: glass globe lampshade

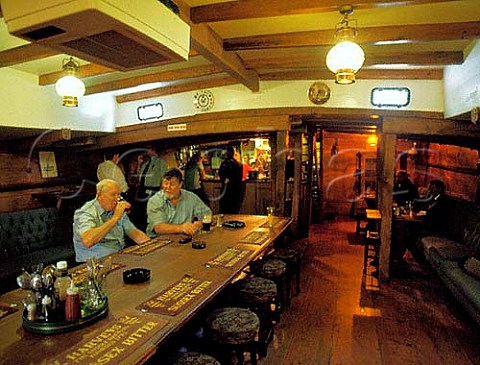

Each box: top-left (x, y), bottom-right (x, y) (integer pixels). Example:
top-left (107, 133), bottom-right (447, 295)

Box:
top-left (367, 134), bottom-right (378, 147)
top-left (326, 40), bottom-right (365, 84)
top-left (55, 57), bottom-right (86, 107)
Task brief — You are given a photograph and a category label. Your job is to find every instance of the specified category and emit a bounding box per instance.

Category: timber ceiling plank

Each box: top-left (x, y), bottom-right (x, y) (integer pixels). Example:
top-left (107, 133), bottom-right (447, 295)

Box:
top-left (39, 64), bottom-right (114, 85)
top-left (83, 64), bottom-right (224, 96)
top-left (0, 43), bottom-right (59, 68)
top-left (260, 69), bottom-right (443, 80)
top-left (244, 51), bottom-right (463, 69)
top-left (176, 1), bottom-right (259, 92)
top-left (224, 21), bottom-right (480, 50)
top-left (189, 23), bottom-right (259, 92)
top-left (116, 75), bottom-right (238, 103)
top-left (190, 0), bottom-right (464, 23)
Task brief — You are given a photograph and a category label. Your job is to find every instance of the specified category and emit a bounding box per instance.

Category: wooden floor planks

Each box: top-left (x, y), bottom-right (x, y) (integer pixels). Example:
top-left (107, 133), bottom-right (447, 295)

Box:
top-left (259, 217), bottom-right (480, 365)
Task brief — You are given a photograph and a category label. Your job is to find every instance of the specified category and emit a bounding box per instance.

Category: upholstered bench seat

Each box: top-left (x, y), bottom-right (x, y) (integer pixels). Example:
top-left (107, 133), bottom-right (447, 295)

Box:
top-left (0, 207), bottom-right (74, 293)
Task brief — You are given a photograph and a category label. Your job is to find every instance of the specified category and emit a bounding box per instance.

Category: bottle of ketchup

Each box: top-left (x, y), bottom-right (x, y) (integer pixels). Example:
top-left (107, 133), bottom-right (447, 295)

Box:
top-left (65, 280), bottom-right (81, 321)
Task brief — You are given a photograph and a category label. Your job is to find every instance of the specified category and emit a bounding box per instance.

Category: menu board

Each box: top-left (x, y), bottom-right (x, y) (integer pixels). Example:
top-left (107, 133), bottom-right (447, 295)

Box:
top-left (206, 247), bottom-right (253, 268)
top-left (239, 230), bottom-right (270, 245)
top-left (50, 313), bottom-right (168, 365)
top-left (137, 275), bottom-right (214, 316)
top-left (122, 238), bottom-right (173, 256)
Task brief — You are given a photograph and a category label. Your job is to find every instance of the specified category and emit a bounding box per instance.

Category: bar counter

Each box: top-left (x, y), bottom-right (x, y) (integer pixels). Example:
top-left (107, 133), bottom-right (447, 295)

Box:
top-left (0, 214), bottom-right (291, 365)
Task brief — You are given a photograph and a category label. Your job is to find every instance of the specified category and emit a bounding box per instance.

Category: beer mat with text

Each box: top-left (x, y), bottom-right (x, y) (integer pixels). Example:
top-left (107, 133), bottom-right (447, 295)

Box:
top-left (122, 238), bottom-right (173, 256)
top-left (206, 247), bottom-right (253, 268)
top-left (137, 275), bottom-right (214, 316)
top-left (260, 219), bottom-right (285, 230)
top-left (50, 313), bottom-right (169, 365)
top-left (239, 230), bottom-right (270, 245)
top-left (0, 304), bottom-right (18, 320)
top-left (71, 262), bottom-right (126, 285)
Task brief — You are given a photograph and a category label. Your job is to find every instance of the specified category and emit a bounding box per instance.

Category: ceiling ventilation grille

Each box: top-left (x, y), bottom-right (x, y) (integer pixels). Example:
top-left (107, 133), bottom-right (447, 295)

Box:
top-left (1, 0), bottom-right (190, 71)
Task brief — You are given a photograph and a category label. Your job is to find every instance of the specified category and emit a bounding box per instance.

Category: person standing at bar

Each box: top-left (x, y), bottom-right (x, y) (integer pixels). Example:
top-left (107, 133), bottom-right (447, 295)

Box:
top-left (135, 146), bottom-right (168, 230)
top-left (184, 152), bottom-right (209, 206)
top-left (138, 146), bottom-right (168, 200)
top-left (147, 168), bottom-right (211, 237)
top-left (96, 152), bottom-right (129, 194)
top-left (219, 145), bottom-right (244, 214)
top-left (73, 179), bottom-right (150, 262)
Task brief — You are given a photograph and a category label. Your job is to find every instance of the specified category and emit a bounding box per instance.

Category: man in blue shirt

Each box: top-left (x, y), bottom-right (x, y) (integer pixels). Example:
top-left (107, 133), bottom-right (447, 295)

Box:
top-left (73, 179), bottom-right (150, 262)
top-left (147, 168), bottom-right (211, 237)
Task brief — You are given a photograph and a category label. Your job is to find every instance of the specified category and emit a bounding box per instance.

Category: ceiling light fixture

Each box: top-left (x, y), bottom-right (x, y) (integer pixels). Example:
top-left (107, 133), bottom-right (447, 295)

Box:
top-left (326, 5), bottom-right (365, 85)
top-left (367, 134), bottom-right (378, 147)
top-left (55, 57), bottom-right (85, 107)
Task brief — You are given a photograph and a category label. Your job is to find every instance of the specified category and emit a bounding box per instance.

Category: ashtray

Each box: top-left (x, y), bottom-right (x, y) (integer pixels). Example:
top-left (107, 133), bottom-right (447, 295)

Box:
top-left (192, 241), bottom-right (206, 249)
top-left (123, 268), bottom-right (150, 284)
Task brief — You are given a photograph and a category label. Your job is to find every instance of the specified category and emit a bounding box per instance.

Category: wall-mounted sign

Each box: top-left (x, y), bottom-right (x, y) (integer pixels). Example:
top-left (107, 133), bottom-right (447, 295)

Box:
top-left (39, 151), bottom-right (58, 178)
top-left (193, 90), bottom-right (214, 111)
top-left (137, 102), bottom-right (164, 121)
top-left (371, 87), bottom-right (410, 108)
top-left (167, 123), bottom-right (187, 132)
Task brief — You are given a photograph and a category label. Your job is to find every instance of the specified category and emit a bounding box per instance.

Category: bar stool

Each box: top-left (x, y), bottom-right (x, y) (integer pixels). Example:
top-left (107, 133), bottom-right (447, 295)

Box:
top-left (250, 258), bottom-right (287, 317)
top-left (172, 351), bottom-right (220, 365)
top-left (233, 277), bottom-right (277, 357)
top-left (363, 230), bottom-right (381, 277)
top-left (204, 307), bottom-right (259, 365)
top-left (269, 245), bottom-right (305, 304)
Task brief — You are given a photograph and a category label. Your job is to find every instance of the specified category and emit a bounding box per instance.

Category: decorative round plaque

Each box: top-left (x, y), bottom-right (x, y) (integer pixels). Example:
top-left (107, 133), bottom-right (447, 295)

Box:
top-left (193, 90), bottom-right (215, 111)
top-left (308, 82), bottom-right (331, 105)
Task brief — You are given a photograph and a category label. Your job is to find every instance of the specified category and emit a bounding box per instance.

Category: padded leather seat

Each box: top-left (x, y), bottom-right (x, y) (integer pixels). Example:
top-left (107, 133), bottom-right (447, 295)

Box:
top-left (233, 277), bottom-right (277, 357)
top-left (205, 307), bottom-right (259, 365)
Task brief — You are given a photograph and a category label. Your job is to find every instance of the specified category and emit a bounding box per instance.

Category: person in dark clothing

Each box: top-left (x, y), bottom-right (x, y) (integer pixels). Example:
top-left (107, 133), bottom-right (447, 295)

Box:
top-left (423, 179), bottom-right (452, 236)
top-left (218, 146), bottom-right (244, 214)
top-left (393, 170), bottom-right (419, 208)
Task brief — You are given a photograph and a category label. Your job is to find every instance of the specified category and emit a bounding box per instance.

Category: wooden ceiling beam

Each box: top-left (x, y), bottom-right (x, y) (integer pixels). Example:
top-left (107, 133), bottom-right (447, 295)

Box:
top-left (260, 68), bottom-right (443, 81)
top-left (176, 0), bottom-right (259, 92)
top-left (190, 23), bottom-right (259, 92)
top-left (225, 21), bottom-right (480, 50)
top-left (116, 75), bottom-right (238, 104)
top-left (38, 63), bottom-right (114, 85)
top-left (84, 64), bottom-right (224, 96)
top-left (245, 51), bottom-right (463, 68)
top-left (190, 0), bottom-right (462, 23)
top-left (0, 43), bottom-right (59, 68)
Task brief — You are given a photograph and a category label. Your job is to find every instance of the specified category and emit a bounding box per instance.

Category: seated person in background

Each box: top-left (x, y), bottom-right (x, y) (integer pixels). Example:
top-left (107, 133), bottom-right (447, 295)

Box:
top-left (147, 168), bottom-right (211, 237)
top-left (73, 179), bottom-right (150, 262)
top-left (422, 179), bottom-right (452, 236)
top-left (393, 170), bottom-right (419, 208)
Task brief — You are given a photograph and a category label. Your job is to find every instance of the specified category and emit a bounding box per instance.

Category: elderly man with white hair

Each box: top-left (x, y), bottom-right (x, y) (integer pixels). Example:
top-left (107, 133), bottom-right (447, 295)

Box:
top-left (73, 179), bottom-right (150, 262)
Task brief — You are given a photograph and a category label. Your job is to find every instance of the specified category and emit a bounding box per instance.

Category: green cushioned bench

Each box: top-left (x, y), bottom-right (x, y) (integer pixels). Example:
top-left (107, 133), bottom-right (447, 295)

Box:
top-left (0, 207), bottom-right (75, 293)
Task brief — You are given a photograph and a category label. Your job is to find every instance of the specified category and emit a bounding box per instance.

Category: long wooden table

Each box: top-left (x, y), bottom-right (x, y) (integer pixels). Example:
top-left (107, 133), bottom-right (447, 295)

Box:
top-left (0, 215), bottom-right (291, 365)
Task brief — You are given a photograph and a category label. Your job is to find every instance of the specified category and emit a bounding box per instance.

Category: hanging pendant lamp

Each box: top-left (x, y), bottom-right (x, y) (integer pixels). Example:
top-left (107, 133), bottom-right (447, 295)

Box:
top-left (326, 5), bottom-right (365, 85)
top-left (55, 57), bottom-right (85, 107)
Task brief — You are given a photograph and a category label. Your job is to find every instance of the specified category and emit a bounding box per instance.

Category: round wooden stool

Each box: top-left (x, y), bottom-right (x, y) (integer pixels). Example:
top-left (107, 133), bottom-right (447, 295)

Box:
top-left (233, 277), bottom-right (277, 357)
top-left (205, 307), bottom-right (259, 365)
top-left (172, 351), bottom-right (220, 365)
top-left (250, 258), bottom-right (287, 318)
top-left (269, 248), bottom-right (299, 306)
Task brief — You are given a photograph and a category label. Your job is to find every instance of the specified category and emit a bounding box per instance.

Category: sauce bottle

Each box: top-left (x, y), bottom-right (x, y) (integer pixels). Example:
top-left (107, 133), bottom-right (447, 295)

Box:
top-left (65, 280), bottom-right (81, 322)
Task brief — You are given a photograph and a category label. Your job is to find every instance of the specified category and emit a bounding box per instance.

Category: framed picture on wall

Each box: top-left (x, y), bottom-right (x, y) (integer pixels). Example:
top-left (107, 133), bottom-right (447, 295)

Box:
top-left (39, 151), bottom-right (58, 178)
